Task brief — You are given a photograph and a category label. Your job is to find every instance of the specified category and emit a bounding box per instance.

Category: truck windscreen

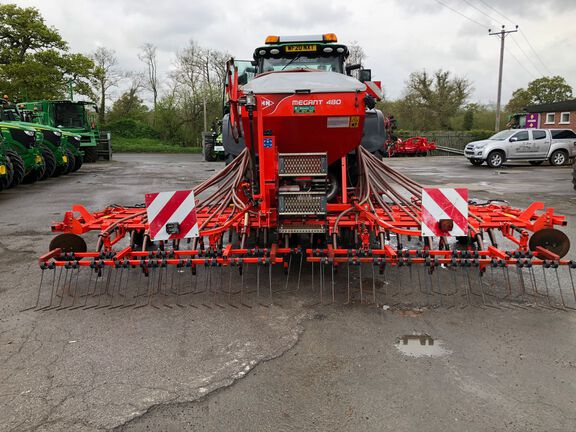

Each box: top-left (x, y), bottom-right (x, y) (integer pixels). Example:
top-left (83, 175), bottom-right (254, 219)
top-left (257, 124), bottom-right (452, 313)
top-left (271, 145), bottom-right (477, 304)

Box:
top-left (261, 55), bottom-right (343, 73)
top-left (54, 103), bottom-right (85, 128)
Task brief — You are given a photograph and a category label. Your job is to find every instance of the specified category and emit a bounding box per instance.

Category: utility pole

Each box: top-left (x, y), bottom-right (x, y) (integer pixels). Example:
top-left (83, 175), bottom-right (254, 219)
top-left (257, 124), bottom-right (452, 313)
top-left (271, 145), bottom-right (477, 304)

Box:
top-left (489, 25), bottom-right (518, 131)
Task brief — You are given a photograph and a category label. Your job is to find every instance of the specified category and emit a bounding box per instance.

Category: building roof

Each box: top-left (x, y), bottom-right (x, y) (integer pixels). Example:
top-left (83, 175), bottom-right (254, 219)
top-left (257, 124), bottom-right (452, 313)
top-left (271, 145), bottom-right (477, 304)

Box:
top-left (525, 99), bottom-right (576, 113)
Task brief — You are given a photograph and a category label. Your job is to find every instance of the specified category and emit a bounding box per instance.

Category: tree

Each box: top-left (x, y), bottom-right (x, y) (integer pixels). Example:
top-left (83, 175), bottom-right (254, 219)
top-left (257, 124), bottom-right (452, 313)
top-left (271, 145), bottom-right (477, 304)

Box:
top-left (402, 69), bottom-right (472, 130)
top-left (107, 73), bottom-right (147, 123)
top-left (90, 46), bottom-right (123, 124)
top-left (138, 43), bottom-right (159, 112)
top-left (0, 4), bottom-right (94, 100)
top-left (506, 76), bottom-right (573, 112)
top-left (346, 41), bottom-right (366, 79)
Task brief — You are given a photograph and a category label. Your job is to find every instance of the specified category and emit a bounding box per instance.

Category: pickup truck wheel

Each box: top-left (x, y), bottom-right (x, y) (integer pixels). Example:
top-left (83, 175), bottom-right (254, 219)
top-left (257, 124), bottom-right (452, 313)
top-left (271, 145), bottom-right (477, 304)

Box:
top-left (573, 161), bottom-right (576, 191)
top-left (487, 151), bottom-right (505, 168)
top-left (549, 150), bottom-right (568, 166)
top-left (469, 158), bottom-right (484, 166)
top-left (529, 161), bottom-right (544, 166)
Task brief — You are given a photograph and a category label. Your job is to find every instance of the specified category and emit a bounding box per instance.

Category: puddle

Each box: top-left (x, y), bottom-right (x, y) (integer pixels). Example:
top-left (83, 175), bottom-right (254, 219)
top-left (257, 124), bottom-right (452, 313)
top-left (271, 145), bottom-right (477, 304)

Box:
top-left (395, 334), bottom-right (451, 358)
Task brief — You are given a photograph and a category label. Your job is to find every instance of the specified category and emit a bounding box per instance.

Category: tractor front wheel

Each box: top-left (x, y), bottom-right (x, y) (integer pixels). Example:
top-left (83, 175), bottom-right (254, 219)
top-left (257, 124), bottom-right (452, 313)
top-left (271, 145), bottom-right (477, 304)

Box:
top-left (0, 156), bottom-right (13, 191)
top-left (63, 150), bottom-right (75, 174)
top-left (83, 146), bottom-right (98, 163)
top-left (40, 148), bottom-right (56, 180)
top-left (486, 151), bottom-right (505, 168)
top-left (203, 140), bottom-right (217, 162)
top-left (71, 153), bottom-right (83, 172)
top-left (6, 150), bottom-right (24, 188)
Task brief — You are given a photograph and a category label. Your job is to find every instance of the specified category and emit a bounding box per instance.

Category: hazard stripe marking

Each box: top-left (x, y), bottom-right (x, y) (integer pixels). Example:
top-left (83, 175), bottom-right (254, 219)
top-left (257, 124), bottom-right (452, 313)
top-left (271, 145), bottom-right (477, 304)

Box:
top-left (421, 188), bottom-right (468, 237)
top-left (144, 190), bottom-right (199, 241)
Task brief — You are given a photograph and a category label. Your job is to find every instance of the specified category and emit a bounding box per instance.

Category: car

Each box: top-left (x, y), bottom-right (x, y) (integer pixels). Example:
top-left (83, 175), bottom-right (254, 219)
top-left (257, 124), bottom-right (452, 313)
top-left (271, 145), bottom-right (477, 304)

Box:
top-left (465, 128), bottom-right (576, 168)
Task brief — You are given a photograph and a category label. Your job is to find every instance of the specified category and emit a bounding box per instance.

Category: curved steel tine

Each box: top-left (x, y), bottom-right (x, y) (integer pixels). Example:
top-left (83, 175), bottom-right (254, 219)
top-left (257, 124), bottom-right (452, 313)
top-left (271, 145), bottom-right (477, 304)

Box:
top-left (39, 267), bottom-right (61, 311)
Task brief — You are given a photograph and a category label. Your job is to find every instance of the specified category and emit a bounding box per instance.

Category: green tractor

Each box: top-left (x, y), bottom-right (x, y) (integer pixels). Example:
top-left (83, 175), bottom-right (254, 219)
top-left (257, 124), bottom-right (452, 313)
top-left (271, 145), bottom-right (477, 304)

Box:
top-left (19, 100), bottom-right (102, 163)
top-left (0, 121), bottom-right (45, 186)
top-left (0, 142), bottom-right (13, 191)
top-left (1, 99), bottom-right (74, 178)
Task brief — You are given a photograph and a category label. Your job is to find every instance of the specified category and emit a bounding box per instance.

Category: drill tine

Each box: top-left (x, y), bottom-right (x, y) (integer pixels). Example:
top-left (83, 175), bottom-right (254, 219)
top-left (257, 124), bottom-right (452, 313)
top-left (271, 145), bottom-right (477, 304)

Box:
top-left (359, 262), bottom-right (363, 304)
top-left (345, 262), bottom-right (351, 305)
top-left (555, 267), bottom-right (567, 310)
top-left (319, 261), bottom-right (324, 305)
top-left (214, 265), bottom-right (225, 309)
top-left (568, 266), bottom-right (576, 304)
top-left (296, 252), bottom-right (303, 292)
top-left (371, 262), bottom-right (376, 305)
top-left (542, 266), bottom-right (552, 307)
top-left (39, 266), bottom-right (61, 311)
top-left (331, 263), bottom-right (336, 304)
top-left (23, 268), bottom-right (45, 311)
top-left (284, 253), bottom-right (292, 292)
top-left (269, 263), bottom-right (273, 306)
top-left (202, 266), bottom-right (212, 309)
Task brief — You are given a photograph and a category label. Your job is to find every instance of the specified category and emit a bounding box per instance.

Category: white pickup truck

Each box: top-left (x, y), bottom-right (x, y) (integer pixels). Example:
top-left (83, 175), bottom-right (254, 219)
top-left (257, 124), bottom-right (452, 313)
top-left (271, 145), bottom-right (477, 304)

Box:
top-left (465, 128), bottom-right (576, 168)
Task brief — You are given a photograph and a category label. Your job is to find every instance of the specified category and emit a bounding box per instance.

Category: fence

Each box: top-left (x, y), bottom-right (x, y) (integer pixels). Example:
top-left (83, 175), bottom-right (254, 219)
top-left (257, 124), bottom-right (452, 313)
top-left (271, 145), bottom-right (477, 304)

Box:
top-left (398, 130), bottom-right (493, 156)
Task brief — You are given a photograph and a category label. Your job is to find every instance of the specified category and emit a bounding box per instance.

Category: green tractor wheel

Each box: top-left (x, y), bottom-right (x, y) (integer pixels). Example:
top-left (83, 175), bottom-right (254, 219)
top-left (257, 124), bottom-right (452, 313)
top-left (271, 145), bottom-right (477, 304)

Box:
top-left (71, 152), bottom-right (83, 172)
top-left (40, 148), bottom-right (56, 180)
top-left (63, 149), bottom-right (75, 175)
top-left (6, 150), bottom-right (25, 188)
top-left (23, 164), bottom-right (45, 184)
top-left (0, 156), bottom-right (13, 191)
top-left (83, 146), bottom-right (98, 163)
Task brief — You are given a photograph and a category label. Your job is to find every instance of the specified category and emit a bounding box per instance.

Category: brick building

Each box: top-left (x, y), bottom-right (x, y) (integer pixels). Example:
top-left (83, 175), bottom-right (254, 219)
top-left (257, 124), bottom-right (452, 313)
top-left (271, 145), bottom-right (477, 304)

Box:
top-left (524, 99), bottom-right (576, 130)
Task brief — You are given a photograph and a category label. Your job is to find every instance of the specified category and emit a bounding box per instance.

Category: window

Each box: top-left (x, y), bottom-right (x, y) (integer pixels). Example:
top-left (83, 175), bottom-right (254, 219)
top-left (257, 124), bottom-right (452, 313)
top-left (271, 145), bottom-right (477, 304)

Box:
top-left (551, 129), bottom-right (576, 139)
top-left (560, 112), bottom-right (570, 124)
top-left (511, 131), bottom-right (529, 141)
top-left (533, 130), bottom-right (546, 140)
top-left (545, 113), bottom-right (555, 124)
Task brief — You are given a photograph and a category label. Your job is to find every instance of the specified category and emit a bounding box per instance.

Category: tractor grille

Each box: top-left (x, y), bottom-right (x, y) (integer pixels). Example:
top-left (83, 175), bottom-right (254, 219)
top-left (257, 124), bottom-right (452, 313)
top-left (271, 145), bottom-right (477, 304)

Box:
top-left (278, 153), bottom-right (327, 177)
top-left (278, 192), bottom-right (326, 216)
top-left (42, 130), bottom-right (61, 146)
top-left (9, 129), bottom-right (35, 148)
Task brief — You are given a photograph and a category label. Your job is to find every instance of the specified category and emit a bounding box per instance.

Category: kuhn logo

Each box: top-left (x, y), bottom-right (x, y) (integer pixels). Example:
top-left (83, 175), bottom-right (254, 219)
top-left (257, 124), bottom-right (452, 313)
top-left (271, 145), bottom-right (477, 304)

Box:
top-left (261, 97), bottom-right (274, 108)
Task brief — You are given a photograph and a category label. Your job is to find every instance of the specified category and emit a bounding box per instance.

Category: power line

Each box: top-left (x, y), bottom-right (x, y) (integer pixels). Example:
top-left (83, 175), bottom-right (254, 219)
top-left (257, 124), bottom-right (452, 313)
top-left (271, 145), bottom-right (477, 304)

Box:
top-left (432, 0), bottom-right (490, 29)
top-left (474, 0), bottom-right (553, 75)
top-left (504, 44), bottom-right (538, 81)
top-left (459, 0), bottom-right (501, 27)
top-left (509, 34), bottom-right (546, 77)
top-left (519, 30), bottom-right (553, 76)
top-left (476, 0), bottom-right (516, 25)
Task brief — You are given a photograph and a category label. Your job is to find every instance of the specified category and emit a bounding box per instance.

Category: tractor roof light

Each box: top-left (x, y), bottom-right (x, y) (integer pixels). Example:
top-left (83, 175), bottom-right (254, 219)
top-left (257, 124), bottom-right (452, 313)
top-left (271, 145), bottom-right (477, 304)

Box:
top-left (323, 33), bottom-right (338, 42)
top-left (265, 35), bottom-right (279, 44)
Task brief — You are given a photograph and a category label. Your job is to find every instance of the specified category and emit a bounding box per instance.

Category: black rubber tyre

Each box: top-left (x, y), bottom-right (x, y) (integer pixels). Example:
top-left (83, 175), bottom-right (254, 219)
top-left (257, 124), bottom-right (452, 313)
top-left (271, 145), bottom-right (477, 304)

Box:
top-left (529, 161), bottom-right (544, 166)
top-left (40, 148), bottom-right (56, 180)
top-left (549, 150), bottom-right (568, 166)
top-left (71, 152), bottom-right (83, 172)
top-left (486, 150), bottom-right (505, 168)
top-left (224, 153), bottom-right (235, 166)
top-left (6, 150), bottom-right (25, 188)
top-left (0, 156), bottom-right (13, 191)
top-left (469, 158), bottom-right (484, 166)
top-left (23, 165), bottom-right (45, 184)
top-left (63, 150), bottom-right (75, 175)
top-left (83, 146), bottom-right (98, 163)
top-left (572, 160), bottom-right (576, 191)
top-left (203, 139), bottom-right (217, 162)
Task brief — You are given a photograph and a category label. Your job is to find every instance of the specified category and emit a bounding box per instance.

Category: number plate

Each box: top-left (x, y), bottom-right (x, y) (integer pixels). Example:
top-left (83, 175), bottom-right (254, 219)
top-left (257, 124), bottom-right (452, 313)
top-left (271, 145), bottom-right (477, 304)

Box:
top-left (62, 155), bottom-right (68, 163)
top-left (285, 44), bottom-right (317, 53)
top-left (0, 165), bottom-right (5, 175)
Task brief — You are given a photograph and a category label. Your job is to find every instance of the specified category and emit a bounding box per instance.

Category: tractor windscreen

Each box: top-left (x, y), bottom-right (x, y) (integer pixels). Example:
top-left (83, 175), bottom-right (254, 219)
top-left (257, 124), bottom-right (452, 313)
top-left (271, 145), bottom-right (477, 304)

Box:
top-left (54, 103), bottom-right (86, 128)
top-left (261, 54), bottom-right (343, 73)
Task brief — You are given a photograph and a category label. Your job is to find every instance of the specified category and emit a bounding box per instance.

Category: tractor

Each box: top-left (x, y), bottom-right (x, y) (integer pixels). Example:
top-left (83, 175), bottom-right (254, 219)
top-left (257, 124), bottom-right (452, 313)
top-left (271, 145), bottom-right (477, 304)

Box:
top-left (19, 100), bottom-right (105, 163)
top-left (0, 120), bottom-right (45, 186)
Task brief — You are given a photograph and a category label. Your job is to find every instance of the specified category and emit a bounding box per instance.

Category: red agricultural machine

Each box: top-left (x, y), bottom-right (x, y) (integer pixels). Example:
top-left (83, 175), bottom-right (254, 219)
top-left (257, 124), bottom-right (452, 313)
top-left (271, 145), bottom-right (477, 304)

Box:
top-left (385, 136), bottom-right (437, 157)
top-left (30, 34), bottom-right (576, 311)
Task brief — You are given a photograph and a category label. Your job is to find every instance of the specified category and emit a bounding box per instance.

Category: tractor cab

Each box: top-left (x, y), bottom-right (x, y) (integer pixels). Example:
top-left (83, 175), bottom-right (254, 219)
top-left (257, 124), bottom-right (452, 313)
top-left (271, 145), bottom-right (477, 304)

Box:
top-left (252, 34), bottom-right (348, 75)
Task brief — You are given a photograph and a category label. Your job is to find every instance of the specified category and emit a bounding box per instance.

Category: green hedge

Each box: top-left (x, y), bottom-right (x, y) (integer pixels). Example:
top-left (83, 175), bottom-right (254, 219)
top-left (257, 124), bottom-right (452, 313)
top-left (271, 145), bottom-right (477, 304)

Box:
top-left (113, 137), bottom-right (202, 153)
top-left (107, 119), bottom-right (160, 139)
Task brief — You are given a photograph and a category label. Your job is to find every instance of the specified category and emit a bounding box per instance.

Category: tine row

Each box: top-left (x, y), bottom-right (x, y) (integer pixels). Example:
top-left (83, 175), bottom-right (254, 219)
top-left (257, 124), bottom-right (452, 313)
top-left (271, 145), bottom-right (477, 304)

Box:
top-left (25, 261), bottom-right (576, 312)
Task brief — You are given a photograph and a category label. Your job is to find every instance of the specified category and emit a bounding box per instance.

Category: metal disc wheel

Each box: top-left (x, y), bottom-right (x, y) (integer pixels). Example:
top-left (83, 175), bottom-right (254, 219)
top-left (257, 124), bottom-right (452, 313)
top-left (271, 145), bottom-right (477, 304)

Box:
top-left (529, 228), bottom-right (570, 258)
top-left (487, 151), bottom-right (505, 168)
top-left (549, 150), bottom-right (567, 166)
top-left (49, 233), bottom-right (88, 253)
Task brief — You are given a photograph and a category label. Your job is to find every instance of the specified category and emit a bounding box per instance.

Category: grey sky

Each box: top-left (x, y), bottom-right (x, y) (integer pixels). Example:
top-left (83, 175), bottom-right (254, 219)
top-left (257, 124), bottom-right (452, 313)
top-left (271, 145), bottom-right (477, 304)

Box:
top-left (8, 0), bottom-right (576, 105)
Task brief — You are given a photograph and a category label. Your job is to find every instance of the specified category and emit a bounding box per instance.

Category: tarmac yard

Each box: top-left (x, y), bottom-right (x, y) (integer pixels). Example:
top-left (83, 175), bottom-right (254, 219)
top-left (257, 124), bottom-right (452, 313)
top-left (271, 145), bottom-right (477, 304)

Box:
top-left (1, 154), bottom-right (576, 431)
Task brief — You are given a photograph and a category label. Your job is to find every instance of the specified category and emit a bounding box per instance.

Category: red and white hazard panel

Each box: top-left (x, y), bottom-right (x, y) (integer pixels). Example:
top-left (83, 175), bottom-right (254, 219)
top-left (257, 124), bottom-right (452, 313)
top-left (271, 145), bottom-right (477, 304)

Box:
top-left (421, 188), bottom-right (468, 237)
top-left (144, 190), bottom-right (199, 241)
